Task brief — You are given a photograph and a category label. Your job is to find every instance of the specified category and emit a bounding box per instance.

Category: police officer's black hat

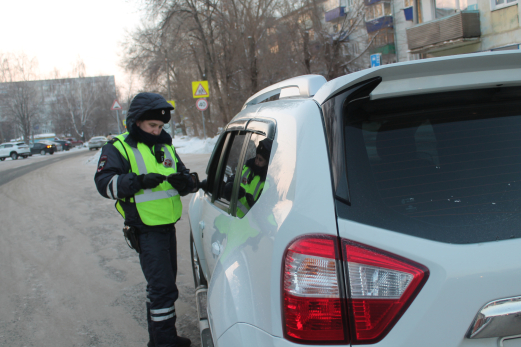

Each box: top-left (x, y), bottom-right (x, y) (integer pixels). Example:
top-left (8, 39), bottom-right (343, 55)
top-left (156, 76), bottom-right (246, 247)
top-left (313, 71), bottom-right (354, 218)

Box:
top-left (256, 138), bottom-right (272, 161)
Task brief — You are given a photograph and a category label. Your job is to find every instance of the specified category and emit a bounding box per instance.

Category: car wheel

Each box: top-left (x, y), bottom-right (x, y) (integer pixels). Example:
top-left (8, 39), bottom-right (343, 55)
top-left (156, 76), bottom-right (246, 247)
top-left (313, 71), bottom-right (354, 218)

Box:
top-left (190, 231), bottom-right (207, 288)
top-left (22, 156), bottom-right (27, 159)
top-left (50, 151), bottom-right (54, 155)
top-left (0, 158), bottom-right (5, 161)
top-left (11, 152), bottom-right (18, 160)
top-left (40, 150), bottom-right (46, 155)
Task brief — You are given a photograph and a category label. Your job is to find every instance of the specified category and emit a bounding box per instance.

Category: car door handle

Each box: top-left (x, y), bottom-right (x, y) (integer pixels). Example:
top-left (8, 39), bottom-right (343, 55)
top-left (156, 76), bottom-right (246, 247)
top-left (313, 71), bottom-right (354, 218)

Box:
top-left (199, 221), bottom-right (205, 230)
top-left (212, 242), bottom-right (221, 256)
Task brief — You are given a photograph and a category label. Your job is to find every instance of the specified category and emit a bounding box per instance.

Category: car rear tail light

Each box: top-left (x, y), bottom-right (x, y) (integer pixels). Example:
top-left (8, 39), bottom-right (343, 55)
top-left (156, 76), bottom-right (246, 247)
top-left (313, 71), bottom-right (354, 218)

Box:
top-left (343, 240), bottom-right (429, 344)
top-left (282, 235), bottom-right (348, 344)
top-left (282, 237), bottom-right (428, 345)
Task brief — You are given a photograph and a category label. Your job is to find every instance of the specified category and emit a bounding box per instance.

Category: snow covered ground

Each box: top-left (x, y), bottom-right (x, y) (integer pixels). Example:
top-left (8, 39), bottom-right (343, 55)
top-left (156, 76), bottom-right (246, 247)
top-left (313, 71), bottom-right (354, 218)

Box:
top-left (85, 135), bottom-right (218, 165)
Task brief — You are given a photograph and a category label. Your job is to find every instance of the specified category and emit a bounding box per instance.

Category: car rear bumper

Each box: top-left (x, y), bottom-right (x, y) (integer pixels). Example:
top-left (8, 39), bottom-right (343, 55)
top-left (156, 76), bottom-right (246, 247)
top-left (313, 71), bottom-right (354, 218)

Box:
top-left (216, 323), bottom-right (338, 347)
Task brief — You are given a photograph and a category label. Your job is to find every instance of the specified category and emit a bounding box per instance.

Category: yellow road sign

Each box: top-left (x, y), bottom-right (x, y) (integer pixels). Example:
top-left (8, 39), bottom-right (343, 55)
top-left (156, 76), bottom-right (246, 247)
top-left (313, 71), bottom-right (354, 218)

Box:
top-left (192, 81), bottom-right (210, 98)
top-left (167, 100), bottom-right (176, 108)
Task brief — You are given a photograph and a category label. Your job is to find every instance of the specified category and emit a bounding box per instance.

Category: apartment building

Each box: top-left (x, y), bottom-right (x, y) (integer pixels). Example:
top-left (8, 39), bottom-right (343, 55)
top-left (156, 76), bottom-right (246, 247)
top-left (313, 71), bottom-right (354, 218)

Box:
top-left (394, 0), bottom-right (520, 59)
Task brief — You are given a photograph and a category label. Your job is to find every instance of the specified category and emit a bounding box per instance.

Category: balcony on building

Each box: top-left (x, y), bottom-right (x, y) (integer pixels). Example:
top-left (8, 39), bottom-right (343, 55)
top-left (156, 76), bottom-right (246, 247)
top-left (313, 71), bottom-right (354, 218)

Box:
top-left (406, 10), bottom-right (480, 54)
top-left (325, 6), bottom-right (347, 21)
top-left (369, 28), bottom-right (396, 56)
top-left (324, 0), bottom-right (350, 22)
top-left (365, 1), bottom-right (393, 33)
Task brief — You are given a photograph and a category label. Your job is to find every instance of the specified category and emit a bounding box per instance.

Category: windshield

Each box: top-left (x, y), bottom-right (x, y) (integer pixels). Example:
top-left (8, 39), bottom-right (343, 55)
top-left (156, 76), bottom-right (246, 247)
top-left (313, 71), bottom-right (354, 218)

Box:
top-left (341, 87), bottom-right (521, 244)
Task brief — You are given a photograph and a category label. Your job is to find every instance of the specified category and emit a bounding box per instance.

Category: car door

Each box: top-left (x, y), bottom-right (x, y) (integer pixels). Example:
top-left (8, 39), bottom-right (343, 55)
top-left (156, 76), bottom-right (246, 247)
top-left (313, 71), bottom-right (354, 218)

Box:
top-left (199, 130), bottom-right (249, 278)
top-left (4, 144), bottom-right (13, 156)
top-left (0, 145), bottom-right (6, 157)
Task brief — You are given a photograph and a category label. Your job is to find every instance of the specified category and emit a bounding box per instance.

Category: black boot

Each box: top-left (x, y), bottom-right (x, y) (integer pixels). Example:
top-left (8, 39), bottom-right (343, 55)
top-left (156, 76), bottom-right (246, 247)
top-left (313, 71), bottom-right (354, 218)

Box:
top-left (177, 336), bottom-right (191, 347)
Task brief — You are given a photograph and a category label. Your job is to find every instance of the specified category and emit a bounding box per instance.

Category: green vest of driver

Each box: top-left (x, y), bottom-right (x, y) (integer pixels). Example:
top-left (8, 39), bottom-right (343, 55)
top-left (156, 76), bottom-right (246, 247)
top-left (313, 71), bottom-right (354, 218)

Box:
top-left (113, 133), bottom-right (182, 225)
top-left (236, 165), bottom-right (266, 218)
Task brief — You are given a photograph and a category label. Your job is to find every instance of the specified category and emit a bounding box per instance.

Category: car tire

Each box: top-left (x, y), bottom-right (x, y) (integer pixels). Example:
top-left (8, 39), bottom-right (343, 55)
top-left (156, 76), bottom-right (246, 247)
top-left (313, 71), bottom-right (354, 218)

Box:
top-left (0, 158), bottom-right (5, 161)
top-left (50, 151), bottom-right (54, 155)
top-left (22, 156), bottom-right (27, 159)
top-left (190, 231), bottom-right (208, 288)
top-left (40, 150), bottom-right (46, 155)
top-left (11, 152), bottom-right (18, 160)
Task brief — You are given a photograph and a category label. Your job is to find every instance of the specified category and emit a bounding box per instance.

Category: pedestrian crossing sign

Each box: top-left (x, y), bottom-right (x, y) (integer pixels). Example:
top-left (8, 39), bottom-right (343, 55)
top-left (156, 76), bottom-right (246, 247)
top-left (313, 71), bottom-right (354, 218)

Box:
top-left (192, 81), bottom-right (210, 98)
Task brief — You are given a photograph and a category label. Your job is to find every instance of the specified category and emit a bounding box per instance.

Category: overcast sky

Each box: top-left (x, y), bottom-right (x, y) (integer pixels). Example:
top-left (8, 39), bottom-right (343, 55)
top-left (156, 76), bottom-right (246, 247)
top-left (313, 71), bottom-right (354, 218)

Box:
top-left (1, 0), bottom-right (143, 89)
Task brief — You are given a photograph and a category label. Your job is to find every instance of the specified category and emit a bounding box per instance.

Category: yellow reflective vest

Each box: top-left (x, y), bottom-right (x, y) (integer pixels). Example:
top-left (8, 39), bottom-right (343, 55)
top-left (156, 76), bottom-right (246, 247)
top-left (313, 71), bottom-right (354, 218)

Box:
top-left (113, 133), bottom-right (182, 225)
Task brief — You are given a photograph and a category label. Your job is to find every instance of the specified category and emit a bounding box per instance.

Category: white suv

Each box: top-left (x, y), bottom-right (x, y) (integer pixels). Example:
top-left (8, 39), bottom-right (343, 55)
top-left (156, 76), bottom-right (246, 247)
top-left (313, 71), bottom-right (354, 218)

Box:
top-left (188, 51), bottom-right (521, 347)
top-left (0, 142), bottom-right (32, 161)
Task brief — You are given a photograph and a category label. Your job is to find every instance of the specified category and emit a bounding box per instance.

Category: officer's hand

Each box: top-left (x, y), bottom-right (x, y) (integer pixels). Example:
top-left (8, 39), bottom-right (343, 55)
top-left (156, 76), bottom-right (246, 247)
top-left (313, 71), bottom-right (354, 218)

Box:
top-left (199, 179), bottom-right (208, 192)
top-left (238, 186), bottom-right (246, 199)
top-left (167, 173), bottom-right (189, 191)
top-left (138, 173), bottom-right (166, 189)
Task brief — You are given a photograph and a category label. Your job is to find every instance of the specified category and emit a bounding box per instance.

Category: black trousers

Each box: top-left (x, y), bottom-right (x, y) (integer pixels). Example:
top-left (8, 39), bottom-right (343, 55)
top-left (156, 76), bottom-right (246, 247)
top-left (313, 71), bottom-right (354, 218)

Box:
top-left (139, 228), bottom-right (179, 347)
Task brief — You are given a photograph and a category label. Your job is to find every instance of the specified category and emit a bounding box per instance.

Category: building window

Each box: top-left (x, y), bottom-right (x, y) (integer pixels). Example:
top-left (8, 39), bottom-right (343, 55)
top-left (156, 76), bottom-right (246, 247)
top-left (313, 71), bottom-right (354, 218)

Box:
top-left (366, 2), bottom-right (392, 21)
top-left (435, 0), bottom-right (472, 18)
top-left (270, 44), bottom-right (279, 53)
top-left (491, 0), bottom-right (518, 10)
top-left (404, 0), bottom-right (414, 7)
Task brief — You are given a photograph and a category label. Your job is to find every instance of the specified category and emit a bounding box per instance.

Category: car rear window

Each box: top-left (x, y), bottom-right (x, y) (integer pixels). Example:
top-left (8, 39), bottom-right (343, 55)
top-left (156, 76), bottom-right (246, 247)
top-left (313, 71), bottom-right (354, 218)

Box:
top-left (340, 87), bottom-right (521, 244)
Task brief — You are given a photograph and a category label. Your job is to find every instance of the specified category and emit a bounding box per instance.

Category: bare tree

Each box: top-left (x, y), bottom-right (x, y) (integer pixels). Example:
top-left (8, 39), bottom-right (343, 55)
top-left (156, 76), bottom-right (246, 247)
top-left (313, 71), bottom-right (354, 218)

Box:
top-left (120, 0), bottom-right (379, 136)
top-left (0, 82), bottom-right (40, 143)
top-left (0, 52), bottom-right (41, 143)
top-left (52, 60), bottom-right (117, 141)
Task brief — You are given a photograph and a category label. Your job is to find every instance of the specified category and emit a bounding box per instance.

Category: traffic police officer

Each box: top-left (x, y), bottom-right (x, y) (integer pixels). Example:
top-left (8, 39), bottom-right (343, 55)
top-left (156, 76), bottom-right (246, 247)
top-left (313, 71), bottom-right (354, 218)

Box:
top-left (94, 92), bottom-right (198, 347)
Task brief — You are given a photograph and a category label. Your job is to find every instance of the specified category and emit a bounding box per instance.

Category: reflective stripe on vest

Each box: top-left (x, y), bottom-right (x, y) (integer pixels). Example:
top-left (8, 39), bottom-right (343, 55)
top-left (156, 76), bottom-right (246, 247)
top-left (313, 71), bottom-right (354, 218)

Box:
top-left (113, 133), bottom-right (182, 225)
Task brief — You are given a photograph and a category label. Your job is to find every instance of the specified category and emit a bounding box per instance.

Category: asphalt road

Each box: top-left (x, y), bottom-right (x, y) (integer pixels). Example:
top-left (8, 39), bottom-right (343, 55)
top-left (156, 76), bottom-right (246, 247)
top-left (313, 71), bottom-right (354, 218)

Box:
top-left (0, 148), bottom-right (210, 347)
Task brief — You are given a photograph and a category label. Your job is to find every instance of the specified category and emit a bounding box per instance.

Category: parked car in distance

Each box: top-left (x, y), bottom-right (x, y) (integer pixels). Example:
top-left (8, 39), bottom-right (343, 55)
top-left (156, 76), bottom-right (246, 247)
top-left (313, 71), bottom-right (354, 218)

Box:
top-left (88, 136), bottom-right (107, 151)
top-left (188, 51), bottom-right (521, 347)
top-left (54, 140), bottom-right (73, 151)
top-left (0, 142), bottom-right (32, 160)
top-left (30, 142), bottom-right (56, 155)
top-left (65, 137), bottom-right (84, 147)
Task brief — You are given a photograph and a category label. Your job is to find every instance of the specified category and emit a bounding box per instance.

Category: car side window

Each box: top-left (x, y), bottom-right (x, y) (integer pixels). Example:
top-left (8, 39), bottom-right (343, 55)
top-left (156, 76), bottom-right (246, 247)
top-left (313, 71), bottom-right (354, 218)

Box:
top-left (216, 132), bottom-right (247, 206)
top-left (234, 133), bottom-right (272, 218)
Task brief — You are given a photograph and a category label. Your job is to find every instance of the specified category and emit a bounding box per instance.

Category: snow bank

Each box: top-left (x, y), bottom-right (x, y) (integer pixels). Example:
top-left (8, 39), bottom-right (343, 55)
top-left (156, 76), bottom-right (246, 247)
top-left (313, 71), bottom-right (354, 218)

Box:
top-left (173, 136), bottom-right (218, 154)
top-left (86, 135), bottom-right (218, 165)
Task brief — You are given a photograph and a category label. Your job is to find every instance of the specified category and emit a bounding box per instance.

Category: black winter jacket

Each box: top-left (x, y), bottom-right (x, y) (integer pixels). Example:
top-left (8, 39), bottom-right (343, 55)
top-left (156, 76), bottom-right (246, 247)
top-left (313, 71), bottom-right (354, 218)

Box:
top-left (94, 92), bottom-right (191, 232)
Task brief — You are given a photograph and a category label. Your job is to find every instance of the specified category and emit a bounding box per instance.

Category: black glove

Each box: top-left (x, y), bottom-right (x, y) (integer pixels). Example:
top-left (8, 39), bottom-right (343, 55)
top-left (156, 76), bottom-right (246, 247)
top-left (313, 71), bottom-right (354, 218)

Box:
top-left (245, 193), bottom-right (256, 207)
top-left (167, 173), bottom-right (189, 191)
top-left (238, 186), bottom-right (246, 199)
top-left (200, 179), bottom-right (208, 192)
top-left (137, 173), bottom-right (166, 189)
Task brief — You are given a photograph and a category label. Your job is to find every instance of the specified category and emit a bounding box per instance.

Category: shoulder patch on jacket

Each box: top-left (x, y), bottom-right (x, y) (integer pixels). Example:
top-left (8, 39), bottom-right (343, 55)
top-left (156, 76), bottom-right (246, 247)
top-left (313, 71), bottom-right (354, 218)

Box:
top-left (97, 155), bottom-right (108, 172)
